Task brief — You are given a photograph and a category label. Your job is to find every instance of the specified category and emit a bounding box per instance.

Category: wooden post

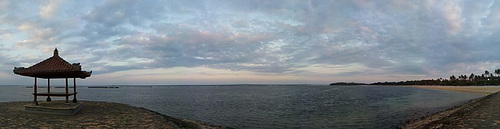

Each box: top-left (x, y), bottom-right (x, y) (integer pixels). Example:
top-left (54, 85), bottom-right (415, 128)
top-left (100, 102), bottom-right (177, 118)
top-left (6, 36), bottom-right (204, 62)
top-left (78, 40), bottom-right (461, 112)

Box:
top-left (65, 78), bottom-right (69, 103)
top-left (34, 77), bottom-right (38, 105)
top-left (73, 78), bottom-right (77, 103)
top-left (47, 78), bottom-right (51, 101)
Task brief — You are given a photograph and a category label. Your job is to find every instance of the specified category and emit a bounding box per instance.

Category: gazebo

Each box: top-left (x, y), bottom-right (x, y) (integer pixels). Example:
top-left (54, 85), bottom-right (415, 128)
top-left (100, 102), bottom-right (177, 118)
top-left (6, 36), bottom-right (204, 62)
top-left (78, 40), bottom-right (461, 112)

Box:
top-left (13, 48), bottom-right (92, 105)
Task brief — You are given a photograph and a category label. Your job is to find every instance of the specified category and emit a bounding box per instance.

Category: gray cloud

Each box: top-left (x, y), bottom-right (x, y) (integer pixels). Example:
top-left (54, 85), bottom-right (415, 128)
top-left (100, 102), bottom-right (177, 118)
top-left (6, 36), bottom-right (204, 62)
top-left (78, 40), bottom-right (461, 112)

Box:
top-left (2, 0), bottom-right (500, 84)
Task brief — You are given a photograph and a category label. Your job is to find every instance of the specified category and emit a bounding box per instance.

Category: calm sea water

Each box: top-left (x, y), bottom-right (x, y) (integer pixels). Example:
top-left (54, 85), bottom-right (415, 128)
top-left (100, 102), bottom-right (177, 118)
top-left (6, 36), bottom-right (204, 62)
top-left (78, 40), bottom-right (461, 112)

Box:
top-left (0, 85), bottom-right (483, 128)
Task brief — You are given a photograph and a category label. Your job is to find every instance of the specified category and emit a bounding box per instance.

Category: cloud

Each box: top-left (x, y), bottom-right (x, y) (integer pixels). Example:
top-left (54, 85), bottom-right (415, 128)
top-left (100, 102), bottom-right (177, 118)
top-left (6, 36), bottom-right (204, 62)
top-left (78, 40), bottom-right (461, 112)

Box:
top-left (39, 0), bottom-right (63, 19)
top-left (102, 25), bottom-right (282, 73)
top-left (1, 0), bottom-right (500, 85)
top-left (82, 0), bottom-right (166, 27)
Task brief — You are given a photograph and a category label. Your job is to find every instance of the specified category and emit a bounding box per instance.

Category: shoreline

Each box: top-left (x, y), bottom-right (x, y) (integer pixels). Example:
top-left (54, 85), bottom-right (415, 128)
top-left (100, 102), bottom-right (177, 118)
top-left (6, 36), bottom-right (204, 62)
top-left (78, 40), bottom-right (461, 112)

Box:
top-left (405, 91), bottom-right (500, 128)
top-left (0, 101), bottom-right (230, 128)
top-left (138, 106), bottom-right (231, 129)
top-left (404, 85), bottom-right (500, 95)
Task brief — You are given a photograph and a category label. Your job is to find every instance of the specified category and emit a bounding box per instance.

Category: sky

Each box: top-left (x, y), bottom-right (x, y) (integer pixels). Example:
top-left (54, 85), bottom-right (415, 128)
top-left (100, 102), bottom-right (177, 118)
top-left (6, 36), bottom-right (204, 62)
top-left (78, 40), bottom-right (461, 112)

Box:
top-left (1, 0), bottom-right (500, 85)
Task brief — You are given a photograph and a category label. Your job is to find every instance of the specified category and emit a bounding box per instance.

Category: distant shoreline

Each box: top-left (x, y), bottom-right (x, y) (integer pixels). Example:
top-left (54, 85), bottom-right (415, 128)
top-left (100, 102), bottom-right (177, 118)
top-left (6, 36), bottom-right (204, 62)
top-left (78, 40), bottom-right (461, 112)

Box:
top-left (87, 86), bottom-right (119, 88)
top-left (329, 82), bottom-right (500, 95)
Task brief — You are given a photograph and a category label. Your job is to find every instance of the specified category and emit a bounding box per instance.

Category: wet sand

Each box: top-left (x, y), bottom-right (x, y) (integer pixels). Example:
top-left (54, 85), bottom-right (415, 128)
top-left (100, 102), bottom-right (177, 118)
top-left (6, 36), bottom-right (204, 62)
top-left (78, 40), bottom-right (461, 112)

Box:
top-left (405, 89), bottom-right (500, 128)
top-left (410, 86), bottom-right (500, 95)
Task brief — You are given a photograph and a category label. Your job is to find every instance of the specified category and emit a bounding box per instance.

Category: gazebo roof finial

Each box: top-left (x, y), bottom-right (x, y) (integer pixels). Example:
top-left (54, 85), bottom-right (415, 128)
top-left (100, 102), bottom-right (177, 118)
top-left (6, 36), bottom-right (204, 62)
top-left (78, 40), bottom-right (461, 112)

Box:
top-left (54, 48), bottom-right (59, 56)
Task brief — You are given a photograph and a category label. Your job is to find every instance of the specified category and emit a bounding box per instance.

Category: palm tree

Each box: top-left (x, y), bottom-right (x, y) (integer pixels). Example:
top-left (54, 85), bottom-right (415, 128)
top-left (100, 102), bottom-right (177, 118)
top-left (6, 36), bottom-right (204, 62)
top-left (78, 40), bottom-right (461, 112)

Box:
top-left (494, 69), bottom-right (500, 80)
top-left (485, 70), bottom-right (490, 77)
top-left (469, 73), bottom-right (475, 81)
top-left (450, 75), bottom-right (456, 81)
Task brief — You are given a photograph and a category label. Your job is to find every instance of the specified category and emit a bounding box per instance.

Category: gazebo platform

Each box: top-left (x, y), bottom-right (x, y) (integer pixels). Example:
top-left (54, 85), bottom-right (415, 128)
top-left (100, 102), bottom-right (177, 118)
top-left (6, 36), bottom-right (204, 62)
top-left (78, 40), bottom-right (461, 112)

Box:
top-left (24, 101), bottom-right (82, 115)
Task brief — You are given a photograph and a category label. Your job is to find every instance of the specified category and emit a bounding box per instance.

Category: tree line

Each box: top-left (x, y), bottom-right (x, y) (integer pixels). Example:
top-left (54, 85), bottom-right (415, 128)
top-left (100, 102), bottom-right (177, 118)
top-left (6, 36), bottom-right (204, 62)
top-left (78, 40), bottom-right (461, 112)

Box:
top-left (371, 69), bottom-right (500, 86)
top-left (331, 69), bottom-right (500, 86)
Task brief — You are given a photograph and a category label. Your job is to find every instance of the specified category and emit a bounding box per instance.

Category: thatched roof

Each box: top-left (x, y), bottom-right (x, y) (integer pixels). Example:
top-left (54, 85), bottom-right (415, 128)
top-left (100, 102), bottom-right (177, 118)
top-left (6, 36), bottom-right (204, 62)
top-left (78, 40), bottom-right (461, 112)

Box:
top-left (13, 48), bottom-right (92, 79)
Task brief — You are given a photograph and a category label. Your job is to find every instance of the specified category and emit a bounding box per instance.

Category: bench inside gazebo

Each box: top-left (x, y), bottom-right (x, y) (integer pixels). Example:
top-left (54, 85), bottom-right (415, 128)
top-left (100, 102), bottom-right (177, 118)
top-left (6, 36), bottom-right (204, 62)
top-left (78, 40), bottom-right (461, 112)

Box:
top-left (13, 48), bottom-right (91, 115)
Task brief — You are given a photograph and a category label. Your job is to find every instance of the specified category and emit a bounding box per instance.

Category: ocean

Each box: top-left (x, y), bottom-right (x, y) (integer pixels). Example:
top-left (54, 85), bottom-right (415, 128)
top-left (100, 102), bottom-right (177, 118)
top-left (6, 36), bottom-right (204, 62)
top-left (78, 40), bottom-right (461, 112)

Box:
top-left (0, 85), bottom-right (483, 128)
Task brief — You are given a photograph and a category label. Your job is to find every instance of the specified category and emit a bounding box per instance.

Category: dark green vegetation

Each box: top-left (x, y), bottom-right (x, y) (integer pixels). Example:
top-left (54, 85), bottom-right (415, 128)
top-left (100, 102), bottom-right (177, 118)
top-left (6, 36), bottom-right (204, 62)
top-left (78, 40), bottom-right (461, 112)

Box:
top-left (332, 69), bottom-right (500, 86)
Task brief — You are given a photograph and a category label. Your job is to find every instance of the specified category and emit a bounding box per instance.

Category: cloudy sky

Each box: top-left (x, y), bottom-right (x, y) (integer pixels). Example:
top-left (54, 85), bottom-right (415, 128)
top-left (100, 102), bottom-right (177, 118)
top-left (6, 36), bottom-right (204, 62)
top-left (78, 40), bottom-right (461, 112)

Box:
top-left (1, 0), bottom-right (500, 85)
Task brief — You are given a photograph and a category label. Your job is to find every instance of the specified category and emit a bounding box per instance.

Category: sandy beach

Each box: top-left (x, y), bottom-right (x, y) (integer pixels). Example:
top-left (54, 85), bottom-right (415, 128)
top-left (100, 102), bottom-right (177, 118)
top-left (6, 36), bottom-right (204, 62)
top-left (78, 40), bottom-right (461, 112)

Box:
top-left (410, 86), bottom-right (500, 95)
